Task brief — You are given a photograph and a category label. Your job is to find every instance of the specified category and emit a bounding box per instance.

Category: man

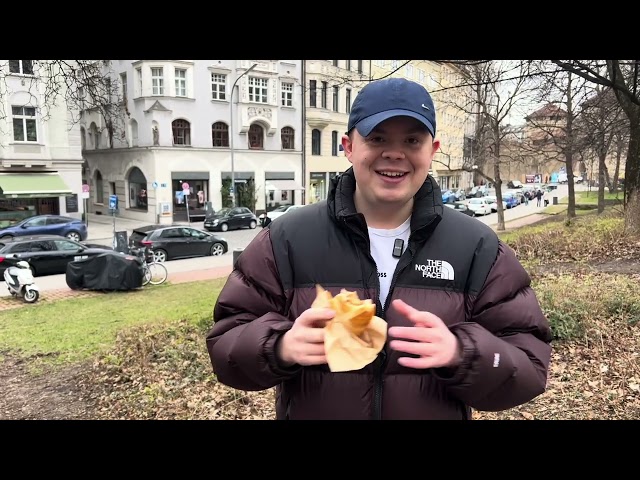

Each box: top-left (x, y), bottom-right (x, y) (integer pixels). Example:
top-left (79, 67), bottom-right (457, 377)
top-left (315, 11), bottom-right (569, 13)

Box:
top-left (206, 77), bottom-right (552, 420)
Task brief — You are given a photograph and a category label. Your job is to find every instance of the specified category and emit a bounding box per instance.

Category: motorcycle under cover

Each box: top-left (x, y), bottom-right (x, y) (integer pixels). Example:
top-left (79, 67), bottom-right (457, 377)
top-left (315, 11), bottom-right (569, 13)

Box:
top-left (66, 252), bottom-right (144, 291)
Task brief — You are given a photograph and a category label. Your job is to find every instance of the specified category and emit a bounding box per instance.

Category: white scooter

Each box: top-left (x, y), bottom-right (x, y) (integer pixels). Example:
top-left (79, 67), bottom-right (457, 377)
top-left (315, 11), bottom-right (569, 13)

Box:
top-left (4, 260), bottom-right (39, 303)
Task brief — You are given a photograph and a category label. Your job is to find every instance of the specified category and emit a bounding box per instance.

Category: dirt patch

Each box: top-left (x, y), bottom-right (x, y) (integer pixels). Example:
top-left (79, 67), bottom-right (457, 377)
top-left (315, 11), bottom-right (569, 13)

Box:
top-left (0, 353), bottom-right (100, 420)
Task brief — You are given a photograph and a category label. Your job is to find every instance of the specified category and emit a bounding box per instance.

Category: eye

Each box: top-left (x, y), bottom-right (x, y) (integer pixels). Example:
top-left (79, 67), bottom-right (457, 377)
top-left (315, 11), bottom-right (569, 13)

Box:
top-left (406, 137), bottom-right (420, 144)
top-left (368, 135), bottom-right (385, 143)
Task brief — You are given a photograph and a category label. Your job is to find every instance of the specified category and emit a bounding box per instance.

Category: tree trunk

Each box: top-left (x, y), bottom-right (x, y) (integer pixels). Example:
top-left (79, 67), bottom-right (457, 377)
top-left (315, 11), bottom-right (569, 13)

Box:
top-left (598, 152), bottom-right (606, 214)
top-left (494, 160), bottom-right (505, 231)
top-left (624, 120), bottom-right (640, 234)
top-left (565, 72), bottom-right (576, 220)
top-left (566, 155), bottom-right (576, 219)
top-left (611, 140), bottom-right (623, 194)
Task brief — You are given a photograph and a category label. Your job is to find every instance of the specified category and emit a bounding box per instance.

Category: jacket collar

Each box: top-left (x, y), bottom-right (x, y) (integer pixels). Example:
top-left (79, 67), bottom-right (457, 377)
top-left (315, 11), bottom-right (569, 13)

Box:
top-left (327, 167), bottom-right (444, 236)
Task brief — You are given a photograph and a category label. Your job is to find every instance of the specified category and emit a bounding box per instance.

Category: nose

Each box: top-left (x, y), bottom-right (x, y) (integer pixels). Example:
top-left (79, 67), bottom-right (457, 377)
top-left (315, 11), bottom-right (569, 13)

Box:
top-left (381, 143), bottom-right (406, 161)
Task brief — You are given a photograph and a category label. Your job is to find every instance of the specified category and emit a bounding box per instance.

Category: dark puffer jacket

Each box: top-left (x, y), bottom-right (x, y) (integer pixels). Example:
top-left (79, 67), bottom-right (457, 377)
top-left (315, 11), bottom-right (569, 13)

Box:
top-left (206, 169), bottom-right (552, 420)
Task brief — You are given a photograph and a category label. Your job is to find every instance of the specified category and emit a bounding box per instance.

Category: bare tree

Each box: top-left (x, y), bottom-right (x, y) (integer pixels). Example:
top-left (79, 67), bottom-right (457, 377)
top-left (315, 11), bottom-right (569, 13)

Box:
top-left (578, 85), bottom-right (628, 212)
top-left (0, 60), bottom-right (126, 148)
top-left (437, 61), bottom-right (537, 231)
top-left (524, 63), bottom-right (598, 219)
top-left (551, 60), bottom-right (640, 234)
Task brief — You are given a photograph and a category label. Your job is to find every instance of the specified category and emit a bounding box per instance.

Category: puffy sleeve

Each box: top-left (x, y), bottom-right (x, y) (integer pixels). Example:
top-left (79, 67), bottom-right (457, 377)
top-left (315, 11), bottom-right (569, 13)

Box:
top-left (205, 228), bottom-right (300, 391)
top-left (434, 240), bottom-right (553, 411)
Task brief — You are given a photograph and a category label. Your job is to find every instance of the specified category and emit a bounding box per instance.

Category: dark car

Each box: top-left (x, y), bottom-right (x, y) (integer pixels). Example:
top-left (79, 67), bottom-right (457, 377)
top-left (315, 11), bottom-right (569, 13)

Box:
top-left (0, 215), bottom-right (88, 242)
top-left (0, 235), bottom-right (113, 277)
top-left (129, 225), bottom-right (228, 262)
top-left (444, 201), bottom-right (474, 216)
top-left (203, 207), bottom-right (258, 232)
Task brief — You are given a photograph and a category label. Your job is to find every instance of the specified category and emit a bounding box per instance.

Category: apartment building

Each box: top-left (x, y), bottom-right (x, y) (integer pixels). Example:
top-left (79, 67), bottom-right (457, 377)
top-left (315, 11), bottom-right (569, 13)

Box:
top-left (304, 60), bottom-right (370, 203)
top-left (0, 60), bottom-right (83, 226)
top-left (369, 60), bottom-right (475, 190)
top-left (81, 60), bottom-right (304, 223)
top-left (520, 103), bottom-right (626, 185)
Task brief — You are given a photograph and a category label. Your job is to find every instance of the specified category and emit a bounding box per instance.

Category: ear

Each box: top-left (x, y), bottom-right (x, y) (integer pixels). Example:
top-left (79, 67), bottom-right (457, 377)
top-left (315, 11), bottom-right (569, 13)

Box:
top-left (341, 134), bottom-right (354, 164)
top-left (432, 138), bottom-right (441, 156)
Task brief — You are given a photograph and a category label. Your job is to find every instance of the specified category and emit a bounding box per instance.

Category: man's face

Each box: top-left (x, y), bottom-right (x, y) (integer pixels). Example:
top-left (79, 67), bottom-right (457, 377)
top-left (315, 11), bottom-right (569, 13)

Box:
top-left (342, 116), bottom-right (440, 207)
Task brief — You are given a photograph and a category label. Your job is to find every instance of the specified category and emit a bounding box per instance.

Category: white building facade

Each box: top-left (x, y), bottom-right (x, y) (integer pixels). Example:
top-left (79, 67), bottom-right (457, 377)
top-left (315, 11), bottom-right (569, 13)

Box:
top-left (304, 60), bottom-right (370, 204)
top-left (0, 60), bottom-right (83, 226)
top-left (81, 60), bottom-right (305, 224)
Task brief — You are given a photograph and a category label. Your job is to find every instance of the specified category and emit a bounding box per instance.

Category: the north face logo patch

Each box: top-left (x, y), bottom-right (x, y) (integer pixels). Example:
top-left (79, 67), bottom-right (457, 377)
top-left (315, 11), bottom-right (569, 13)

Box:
top-left (415, 260), bottom-right (455, 280)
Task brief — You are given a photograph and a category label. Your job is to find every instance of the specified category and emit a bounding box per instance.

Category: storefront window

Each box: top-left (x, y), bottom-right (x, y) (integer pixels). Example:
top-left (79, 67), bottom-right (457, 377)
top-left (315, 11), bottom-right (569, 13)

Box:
top-left (173, 179), bottom-right (209, 221)
top-left (128, 167), bottom-right (148, 211)
top-left (310, 173), bottom-right (327, 203)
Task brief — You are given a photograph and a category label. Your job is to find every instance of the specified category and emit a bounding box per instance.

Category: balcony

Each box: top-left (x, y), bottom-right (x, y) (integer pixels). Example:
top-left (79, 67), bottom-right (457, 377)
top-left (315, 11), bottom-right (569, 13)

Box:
top-left (306, 109), bottom-right (332, 129)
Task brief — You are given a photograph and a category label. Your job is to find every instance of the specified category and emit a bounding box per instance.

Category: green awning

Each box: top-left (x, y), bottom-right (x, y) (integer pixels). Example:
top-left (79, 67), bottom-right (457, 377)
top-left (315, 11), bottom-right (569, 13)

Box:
top-left (0, 173), bottom-right (74, 198)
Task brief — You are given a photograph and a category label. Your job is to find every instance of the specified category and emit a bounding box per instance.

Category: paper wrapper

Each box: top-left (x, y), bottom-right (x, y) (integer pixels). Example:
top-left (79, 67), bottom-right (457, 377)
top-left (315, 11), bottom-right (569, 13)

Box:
top-left (312, 285), bottom-right (387, 372)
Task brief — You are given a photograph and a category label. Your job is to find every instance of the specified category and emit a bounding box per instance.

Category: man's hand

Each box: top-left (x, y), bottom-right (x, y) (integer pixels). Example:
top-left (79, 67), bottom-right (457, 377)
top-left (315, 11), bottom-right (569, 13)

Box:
top-left (276, 308), bottom-right (335, 367)
top-left (388, 299), bottom-right (462, 370)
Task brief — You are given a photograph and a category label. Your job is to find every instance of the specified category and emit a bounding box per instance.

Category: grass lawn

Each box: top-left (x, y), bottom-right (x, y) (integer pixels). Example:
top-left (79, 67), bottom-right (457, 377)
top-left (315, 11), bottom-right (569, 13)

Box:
top-left (566, 191), bottom-right (624, 204)
top-left (541, 204), bottom-right (567, 215)
top-left (0, 278), bottom-right (227, 365)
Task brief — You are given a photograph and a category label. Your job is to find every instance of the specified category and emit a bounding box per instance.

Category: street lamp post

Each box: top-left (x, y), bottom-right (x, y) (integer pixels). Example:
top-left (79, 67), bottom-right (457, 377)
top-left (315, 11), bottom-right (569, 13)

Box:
top-left (229, 62), bottom-right (258, 208)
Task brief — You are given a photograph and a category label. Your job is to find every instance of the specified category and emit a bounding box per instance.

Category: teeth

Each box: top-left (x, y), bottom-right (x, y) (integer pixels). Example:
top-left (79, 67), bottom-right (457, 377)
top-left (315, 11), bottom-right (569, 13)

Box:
top-left (378, 171), bottom-right (405, 177)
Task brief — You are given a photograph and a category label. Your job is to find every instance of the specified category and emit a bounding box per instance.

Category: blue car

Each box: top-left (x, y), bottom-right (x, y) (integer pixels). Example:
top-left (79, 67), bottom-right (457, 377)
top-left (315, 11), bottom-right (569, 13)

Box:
top-left (502, 194), bottom-right (519, 209)
top-left (0, 215), bottom-right (88, 242)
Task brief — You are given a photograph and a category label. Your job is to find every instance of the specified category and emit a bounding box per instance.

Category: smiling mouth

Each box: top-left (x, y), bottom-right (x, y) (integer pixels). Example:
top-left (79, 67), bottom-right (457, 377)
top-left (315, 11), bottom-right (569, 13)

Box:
top-left (376, 171), bottom-right (407, 178)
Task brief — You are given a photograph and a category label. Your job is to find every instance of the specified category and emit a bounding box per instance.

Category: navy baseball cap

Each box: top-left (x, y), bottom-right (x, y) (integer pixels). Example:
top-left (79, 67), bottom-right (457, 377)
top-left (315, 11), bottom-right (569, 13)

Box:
top-left (347, 77), bottom-right (436, 138)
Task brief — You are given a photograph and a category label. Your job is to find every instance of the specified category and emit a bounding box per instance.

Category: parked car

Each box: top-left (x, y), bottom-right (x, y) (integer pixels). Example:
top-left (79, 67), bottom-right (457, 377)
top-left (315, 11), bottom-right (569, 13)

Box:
top-left (466, 198), bottom-right (493, 216)
top-left (442, 189), bottom-right (465, 203)
top-left (258, 204), bottom-right (304, 225)
top-left (502, 193), bottom-right (520, 209)
top-left (129, 225), bottom-right (228, 262)
top-left (0, 235), bottom-right (113, 277)
top-left (0, 215), bottom-right (88, 242)
top-left (467, 185), bottom-right (489, 198)
top-left (484, 195), bottom-right (507, 212)
top-left (203, 207), bottom-right (258, 232)
top-left (444, 201), bottom-right (474, 216)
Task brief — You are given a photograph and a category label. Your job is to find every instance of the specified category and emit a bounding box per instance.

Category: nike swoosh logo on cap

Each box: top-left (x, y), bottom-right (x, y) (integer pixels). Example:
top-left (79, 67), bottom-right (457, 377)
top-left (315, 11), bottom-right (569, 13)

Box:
top-left (421, 104), bottom-right (430, 110)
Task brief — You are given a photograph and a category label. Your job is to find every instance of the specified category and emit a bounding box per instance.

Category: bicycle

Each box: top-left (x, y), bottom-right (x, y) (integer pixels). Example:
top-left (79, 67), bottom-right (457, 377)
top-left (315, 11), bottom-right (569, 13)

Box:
top-left (131, 246), bottom-right (168, 286)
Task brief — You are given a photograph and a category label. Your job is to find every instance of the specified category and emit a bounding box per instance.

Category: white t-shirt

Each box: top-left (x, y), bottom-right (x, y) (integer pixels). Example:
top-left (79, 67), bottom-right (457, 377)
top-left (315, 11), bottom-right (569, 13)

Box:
top-left (368, 216), bottom-right (411, 308)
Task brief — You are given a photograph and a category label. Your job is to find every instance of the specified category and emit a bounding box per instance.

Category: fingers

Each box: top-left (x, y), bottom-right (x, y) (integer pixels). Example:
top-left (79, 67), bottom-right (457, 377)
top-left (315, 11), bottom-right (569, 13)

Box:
top-left (388, 326), bottom-right (439, 342)
top-left (391, 300), bottom-right (442, 328)
top-left (389, 339), bottom-right (437, 357)
top-left (397, 356), bottom-right (442, 370)
top-left (298, 308), bottom-right (335, 327)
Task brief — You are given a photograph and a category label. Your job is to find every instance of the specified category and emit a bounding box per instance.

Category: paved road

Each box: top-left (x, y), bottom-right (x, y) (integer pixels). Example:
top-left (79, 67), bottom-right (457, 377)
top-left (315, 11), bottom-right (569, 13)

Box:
top-left (3, 184), bottom-right (577, 296)
top-left (473, 184), bottom-right (569, 226)
top-left (0, 225), bottom-right (263, 297)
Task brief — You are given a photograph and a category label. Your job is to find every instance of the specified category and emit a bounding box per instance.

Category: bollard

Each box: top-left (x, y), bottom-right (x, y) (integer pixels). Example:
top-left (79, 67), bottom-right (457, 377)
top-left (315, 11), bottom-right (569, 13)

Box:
top-left (233, 247), bottom-right (244, 267)
top-left (552, 196), bottom-right (558, 205)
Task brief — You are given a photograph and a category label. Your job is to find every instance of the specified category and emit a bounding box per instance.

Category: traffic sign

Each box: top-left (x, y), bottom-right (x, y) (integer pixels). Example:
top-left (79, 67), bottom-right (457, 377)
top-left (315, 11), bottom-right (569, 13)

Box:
top-left (82, 184), bottom-right (90, 193)
top-left (182, 182), bottom-right (190, 191)
top-left (152, 181), bottom-right (159, 189)
top-left (109, 195), bottom-right (118, 210)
